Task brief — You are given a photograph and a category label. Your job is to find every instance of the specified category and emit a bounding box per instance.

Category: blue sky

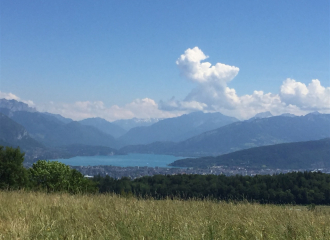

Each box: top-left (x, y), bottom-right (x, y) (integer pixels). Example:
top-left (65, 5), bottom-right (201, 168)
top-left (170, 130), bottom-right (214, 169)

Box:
top-left (1, 0), bottom-right (329, 120)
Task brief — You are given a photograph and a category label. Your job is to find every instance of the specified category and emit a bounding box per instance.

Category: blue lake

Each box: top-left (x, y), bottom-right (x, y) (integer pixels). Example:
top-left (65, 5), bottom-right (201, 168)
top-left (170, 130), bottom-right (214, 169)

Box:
top-left (50, 154), bottom-right (186, 168)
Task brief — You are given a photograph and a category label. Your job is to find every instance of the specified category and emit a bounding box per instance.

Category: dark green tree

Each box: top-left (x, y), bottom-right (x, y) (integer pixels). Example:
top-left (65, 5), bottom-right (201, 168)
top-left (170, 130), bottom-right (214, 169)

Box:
top-left (0, 146), bottom-right (29, 189)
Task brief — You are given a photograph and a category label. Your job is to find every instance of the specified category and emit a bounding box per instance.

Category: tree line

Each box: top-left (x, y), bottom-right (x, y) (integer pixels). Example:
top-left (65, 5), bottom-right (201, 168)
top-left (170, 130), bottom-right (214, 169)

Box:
top-left (1, 146), bottom-right (330, 205)
top-left (94, 172), bottom-right (330, 205)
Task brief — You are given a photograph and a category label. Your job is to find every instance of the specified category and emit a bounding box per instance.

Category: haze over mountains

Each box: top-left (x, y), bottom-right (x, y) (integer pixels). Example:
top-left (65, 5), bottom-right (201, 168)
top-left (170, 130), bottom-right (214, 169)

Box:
top-left (1, 98), bottom-right (330, 167)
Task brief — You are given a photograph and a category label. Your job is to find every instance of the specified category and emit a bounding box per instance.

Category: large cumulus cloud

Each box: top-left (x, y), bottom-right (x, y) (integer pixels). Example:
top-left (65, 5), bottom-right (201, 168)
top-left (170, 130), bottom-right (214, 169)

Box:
top-left (160, 47), bottom-right (330, 119)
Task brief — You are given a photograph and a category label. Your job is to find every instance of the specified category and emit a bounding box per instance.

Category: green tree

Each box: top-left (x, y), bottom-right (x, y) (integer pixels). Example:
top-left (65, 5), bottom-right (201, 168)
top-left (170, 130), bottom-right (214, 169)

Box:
top-left (0, 146), bottom-right (29, 189)
top-left (29, 160), bottom-right (96, 193)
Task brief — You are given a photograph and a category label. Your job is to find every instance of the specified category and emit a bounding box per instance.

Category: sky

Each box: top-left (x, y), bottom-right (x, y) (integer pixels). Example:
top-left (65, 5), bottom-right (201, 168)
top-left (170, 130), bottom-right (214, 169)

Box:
top-left (0, 0), bottom-right (329, 121)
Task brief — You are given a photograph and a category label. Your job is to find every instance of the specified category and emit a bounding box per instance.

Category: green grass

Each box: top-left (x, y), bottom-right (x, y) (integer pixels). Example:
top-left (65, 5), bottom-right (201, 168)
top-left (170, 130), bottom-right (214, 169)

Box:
top-left (0, 191), bottom-right (329, 239)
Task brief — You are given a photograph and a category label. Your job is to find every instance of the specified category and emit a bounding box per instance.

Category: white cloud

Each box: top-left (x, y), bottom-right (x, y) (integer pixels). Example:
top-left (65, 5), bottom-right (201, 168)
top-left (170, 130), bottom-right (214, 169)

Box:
top-left (160, 47), bottom-right (330, 119)
top-left (176, 47), bottom-right (239, 84)
top-left (2, 47), bottom-right (329, 121)
top-left (0, 91), bottom-right (20, 101)
top-left (0, 91), bottom-right (35, 107)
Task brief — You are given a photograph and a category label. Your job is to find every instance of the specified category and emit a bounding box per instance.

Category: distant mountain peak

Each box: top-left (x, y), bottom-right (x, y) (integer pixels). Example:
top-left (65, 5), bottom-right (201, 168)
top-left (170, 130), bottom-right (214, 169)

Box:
top-left (308, 111), bottom-right (321, 115)
top-left (112, 117), bottom-right (162, 131)
top-left (248, 111), bottom-right (273, 121)
top-left (118, 111), bottom-right (239, 146)
top-left (280, 113), bottom-right (296, 117)
top-left (0, 99), bottom-right (36, 113)
top-left (79, 117), bottom-right (127, 138)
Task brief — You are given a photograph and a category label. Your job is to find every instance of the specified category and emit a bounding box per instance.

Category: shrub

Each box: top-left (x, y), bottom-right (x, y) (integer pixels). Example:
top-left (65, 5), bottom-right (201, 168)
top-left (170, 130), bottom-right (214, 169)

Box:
top-left (29, 160), bottom-right (97, 193)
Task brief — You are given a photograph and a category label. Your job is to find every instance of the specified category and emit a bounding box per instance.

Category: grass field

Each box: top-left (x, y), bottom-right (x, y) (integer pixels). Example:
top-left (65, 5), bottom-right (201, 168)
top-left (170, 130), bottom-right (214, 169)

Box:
top-left (0, 191), bottom-right (329, 239)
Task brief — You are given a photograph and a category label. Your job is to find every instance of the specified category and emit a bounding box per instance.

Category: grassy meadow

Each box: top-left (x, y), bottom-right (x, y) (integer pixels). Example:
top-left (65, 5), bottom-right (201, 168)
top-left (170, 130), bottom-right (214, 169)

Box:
top-left (0, 191), bottom-right (329, 239)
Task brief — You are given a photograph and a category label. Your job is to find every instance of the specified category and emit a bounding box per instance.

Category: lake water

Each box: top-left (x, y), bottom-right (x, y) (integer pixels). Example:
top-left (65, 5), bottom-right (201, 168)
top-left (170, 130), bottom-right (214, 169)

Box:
top-left (51, 154), bottom-right (186, 168)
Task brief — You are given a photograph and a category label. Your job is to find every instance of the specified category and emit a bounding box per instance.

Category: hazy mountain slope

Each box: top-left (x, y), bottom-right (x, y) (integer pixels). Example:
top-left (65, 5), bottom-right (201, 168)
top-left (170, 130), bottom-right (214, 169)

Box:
top-left (39, 121), bottom-right (118, 148)
top-left (79, 117), bottom-right (126, 138)
top-left (121, 113), bottom-right (330, 157)
top-left (119, 112), bottom-right (239, 145)
top-left (170, 138), bottom-right (330, 169)
top-left (0, 113), bottom-right (43, 149)
top-left (9, 111), bottom-right (65, 141)
top-left (43, 112), bottom-right (73, 124)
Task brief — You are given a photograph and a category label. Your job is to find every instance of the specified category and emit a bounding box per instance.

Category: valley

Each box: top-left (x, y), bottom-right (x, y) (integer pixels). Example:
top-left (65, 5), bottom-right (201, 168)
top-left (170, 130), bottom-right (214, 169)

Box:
top-left (1, 98), bottom-right (330, 176)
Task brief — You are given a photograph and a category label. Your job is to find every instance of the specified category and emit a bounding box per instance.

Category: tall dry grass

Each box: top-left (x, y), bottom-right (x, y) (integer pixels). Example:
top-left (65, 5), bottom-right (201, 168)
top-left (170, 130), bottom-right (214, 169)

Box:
top-left (0, 190), bottom-right (329, 239)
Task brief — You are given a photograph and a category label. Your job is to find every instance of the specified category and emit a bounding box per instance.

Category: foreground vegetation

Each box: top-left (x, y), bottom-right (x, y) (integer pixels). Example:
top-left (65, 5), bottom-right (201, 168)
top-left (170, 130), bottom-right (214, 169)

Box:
top-left (0, 191), bottom-right (329, 239)
top-left (1, 146), bottom-right (330, 205)
top-left (1, 146), bottom-right (330, 238)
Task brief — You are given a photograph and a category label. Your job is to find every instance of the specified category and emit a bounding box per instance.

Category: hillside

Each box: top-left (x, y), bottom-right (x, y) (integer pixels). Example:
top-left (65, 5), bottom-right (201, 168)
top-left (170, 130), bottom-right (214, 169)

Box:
top-left (1, 111), bottom-right (117, 148)
top-left (170, 138), bottom-right (330, 169)
top-left (119, 111), bottom-right (238, 145)
top-left (40, 121), bottom-right (118, 148)
top-left (121, 113), bottom-right (330, 156)
top-left (0, 113), bottom-right (43, 150)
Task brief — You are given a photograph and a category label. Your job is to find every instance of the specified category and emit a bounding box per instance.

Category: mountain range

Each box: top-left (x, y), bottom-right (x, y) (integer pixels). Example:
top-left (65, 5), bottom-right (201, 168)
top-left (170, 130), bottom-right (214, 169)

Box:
top-left (118, 111), bottom-right (239, 145)
top-left (5, 110), bottom-right (118, 148)
top-left (79, 117), bottom-right (127, 138)
top-left (112, 118), bottom-right (161, 131)
top-left (1, 98), bottom-right (330, 168)
top-left (121, 113), bottom-right (330, 157)
top-left (0, 111), bottom-right (119, 164)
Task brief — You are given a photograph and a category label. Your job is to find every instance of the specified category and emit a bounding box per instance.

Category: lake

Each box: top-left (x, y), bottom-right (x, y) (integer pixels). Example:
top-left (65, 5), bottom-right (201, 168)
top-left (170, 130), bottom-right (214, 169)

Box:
top-left (51, 154), bottom-right (186, 168)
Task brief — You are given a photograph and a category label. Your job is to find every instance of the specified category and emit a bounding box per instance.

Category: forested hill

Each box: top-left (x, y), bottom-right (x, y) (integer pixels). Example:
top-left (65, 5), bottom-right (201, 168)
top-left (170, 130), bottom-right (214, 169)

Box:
top-left (170, 138), bottom-right (330, 169)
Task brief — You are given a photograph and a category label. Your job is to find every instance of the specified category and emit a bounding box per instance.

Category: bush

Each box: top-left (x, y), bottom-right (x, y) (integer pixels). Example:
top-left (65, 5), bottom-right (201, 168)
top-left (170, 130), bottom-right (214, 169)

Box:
top-left (29, 160), bottom-right (97, 193)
